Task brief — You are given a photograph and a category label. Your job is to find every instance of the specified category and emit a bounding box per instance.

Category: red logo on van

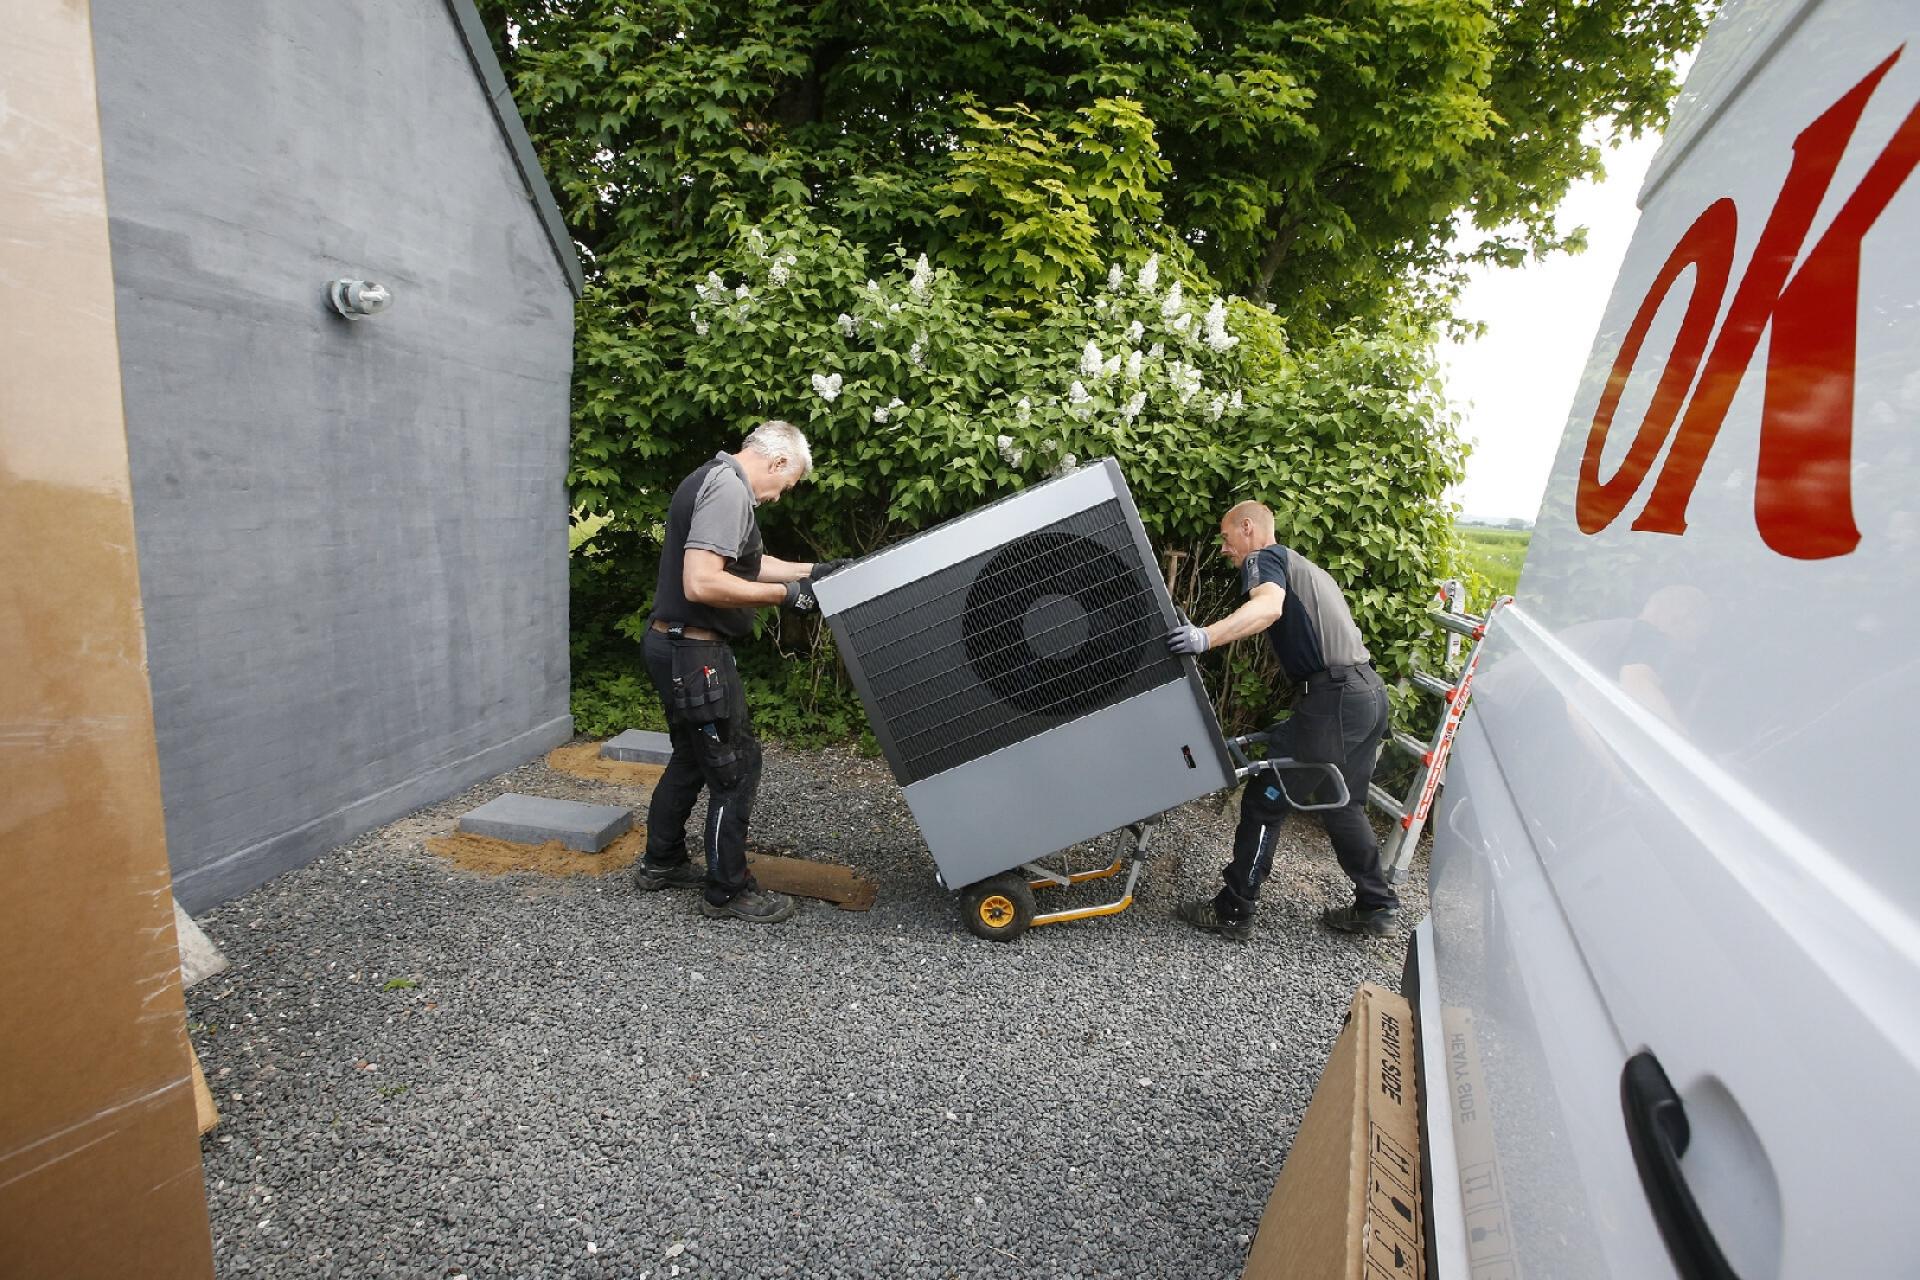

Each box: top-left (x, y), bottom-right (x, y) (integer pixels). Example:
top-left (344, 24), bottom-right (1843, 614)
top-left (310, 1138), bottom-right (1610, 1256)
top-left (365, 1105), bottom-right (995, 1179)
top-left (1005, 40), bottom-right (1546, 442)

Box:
top-left (1577, 48), bottom-right (1920, 559)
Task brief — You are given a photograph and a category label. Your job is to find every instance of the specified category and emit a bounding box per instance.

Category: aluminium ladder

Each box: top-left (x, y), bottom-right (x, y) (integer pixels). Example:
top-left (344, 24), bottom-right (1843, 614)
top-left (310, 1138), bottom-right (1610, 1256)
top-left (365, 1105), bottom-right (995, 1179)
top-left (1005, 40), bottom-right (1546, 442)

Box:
top-left (1369, 583), bottom-right (1513, 882)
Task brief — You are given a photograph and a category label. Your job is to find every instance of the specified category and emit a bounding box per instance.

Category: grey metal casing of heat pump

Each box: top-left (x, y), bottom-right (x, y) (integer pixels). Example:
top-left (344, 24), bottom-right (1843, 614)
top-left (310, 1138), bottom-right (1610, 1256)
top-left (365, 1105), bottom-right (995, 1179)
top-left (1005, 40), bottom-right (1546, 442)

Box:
top-left (815, 460), bottom-right (1235, 889)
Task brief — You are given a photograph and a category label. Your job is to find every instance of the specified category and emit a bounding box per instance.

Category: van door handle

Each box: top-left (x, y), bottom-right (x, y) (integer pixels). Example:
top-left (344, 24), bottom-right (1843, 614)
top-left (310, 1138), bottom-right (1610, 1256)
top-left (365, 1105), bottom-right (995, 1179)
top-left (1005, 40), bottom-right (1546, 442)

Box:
top-left (1620, 1051), bottom-right (1739, 1280)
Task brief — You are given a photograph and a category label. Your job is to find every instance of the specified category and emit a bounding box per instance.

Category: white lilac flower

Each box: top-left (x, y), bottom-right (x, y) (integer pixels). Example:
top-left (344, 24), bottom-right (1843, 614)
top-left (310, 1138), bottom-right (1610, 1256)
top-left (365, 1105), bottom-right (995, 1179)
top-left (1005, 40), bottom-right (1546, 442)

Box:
top-left (768, 263), bottom-right (790, 288)
top-left (735, 284), bottom-right (751, 301)
top-left (888, 302), bottom-right (901, 313)
top-left (809, 372), bottom-right (843, 402)
top-left (1042, 438), bottom-right (1060, 452)
top-left (836, 312), bottom-right (856, 338)
top-left (691, 309), bottom-right (708, 337)
top-left (866, 278), bottom-right (881, 292)
top-left (872, 403), bottom-right (891, 424)
top-left (1136, 254), bottom-right (1160, 294)
top-left (1095, 298), bottom-right (1108, 311)
top-left (1229, 389), bottom-right (1244, 411)
top-left (747, 227), bottom-right (768, 257)
top-left (1060, 452), bottom-right (1078, 469)
top-left (1102, 354), bottom-right (1121, 378)
top-left (1160, 280), bottom-right (1184, 318)
top-left (1107, 263), bottom-right (1124, 291)
top-left (1121, 391), bottom-right (1147, 421)
top-left (1172, 312), bottom-right (1192, 333)
top-left (1068, 380), bottom-right (1090, 405)
top-left (1203, 297), bottom-right (1239, 353)
top-left (909, 253), bottom-right (933, 295)
top-left (1147, 342), bottom-right (1164, 359)
top-left (1015, 397), bottom-right (1032, 423)
top-left (1080, 341), bottom-right (1103, 377)
top-left (996, 435), bottom-right (1026, 467)
top-left (694, 281), bottom-right (711, 302)
top-left (1127, 320), bottom-right (1144, 342)
top-left (908, 340), bottom-right (924, 367)
top-left (1207, 393), bottom-right (1228, 421)
top-left (1125, 350), bottom-right (1143, 380)
top-left (705, 271), bottom-right (725, 296)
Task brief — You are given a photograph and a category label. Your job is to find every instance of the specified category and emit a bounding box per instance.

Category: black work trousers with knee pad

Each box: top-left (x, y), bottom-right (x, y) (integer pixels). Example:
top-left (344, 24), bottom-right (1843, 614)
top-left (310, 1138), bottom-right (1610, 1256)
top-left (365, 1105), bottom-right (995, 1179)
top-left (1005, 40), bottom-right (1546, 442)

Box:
top-left (642, 627), bottom-right (763, 905)
top-left (1214, 664), bottom-right (1398, 920)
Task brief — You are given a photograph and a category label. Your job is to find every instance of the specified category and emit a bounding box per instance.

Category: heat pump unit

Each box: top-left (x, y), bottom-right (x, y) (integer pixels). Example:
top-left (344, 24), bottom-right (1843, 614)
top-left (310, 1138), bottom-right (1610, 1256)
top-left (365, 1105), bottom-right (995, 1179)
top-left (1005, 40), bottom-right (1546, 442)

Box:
top-left (814, 458), bottom-right (1234, 890)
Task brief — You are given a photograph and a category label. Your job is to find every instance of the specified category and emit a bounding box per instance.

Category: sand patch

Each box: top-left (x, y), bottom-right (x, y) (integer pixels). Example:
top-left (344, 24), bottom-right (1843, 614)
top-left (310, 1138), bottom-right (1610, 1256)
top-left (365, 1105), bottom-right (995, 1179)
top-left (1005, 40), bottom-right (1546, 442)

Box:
top-left (545, 742), bottom-right (668, 786)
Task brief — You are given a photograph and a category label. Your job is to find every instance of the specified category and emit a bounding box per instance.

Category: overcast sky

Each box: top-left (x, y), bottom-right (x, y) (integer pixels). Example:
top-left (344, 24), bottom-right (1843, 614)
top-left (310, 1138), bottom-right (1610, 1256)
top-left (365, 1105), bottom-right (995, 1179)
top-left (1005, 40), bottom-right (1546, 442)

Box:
top-left (1438, 129), bottom-right (1666, 521)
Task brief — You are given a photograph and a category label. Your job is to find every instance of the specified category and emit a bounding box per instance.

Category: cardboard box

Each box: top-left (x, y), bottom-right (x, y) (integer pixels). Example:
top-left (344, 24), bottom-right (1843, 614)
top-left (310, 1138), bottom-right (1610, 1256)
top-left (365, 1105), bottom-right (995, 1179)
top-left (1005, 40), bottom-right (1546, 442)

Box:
top-left (1243, 983), bottom-right (1425, 1280)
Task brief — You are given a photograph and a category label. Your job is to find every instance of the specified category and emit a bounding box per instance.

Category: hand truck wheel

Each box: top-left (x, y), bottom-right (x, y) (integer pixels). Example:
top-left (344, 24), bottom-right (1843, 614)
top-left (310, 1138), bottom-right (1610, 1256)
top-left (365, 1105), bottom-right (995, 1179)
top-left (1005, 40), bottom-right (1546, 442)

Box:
top-left (959, 872), bottom-right (1036, 943)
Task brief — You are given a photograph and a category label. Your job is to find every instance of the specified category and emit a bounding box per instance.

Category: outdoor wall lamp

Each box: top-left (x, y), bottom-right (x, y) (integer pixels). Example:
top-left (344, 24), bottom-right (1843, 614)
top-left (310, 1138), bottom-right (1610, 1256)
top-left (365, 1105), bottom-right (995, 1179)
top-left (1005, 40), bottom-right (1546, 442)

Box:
top-left (327, 278), bottom-right (392, 320)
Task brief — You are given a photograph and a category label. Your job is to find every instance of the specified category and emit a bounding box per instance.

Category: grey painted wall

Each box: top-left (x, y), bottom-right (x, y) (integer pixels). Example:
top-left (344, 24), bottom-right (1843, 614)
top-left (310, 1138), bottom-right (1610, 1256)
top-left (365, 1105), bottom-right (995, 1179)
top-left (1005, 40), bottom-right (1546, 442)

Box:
top-left (92, 1), bottom-right (579, 909)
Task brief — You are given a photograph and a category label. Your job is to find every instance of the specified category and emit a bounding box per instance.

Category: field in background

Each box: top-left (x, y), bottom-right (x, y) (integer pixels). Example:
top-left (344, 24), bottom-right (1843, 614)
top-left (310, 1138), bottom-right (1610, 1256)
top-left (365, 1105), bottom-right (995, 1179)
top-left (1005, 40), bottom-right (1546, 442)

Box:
top-left (1460, 527), bottom-right (1531, 606)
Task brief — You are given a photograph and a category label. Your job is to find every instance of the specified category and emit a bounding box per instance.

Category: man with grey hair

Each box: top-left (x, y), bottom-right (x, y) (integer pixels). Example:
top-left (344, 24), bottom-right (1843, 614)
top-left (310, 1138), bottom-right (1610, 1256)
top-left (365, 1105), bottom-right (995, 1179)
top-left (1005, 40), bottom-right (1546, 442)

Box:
top-left (1167, 499), bottom-right (1399, 939)
top-left (632, 421), bottom-right (846, 924)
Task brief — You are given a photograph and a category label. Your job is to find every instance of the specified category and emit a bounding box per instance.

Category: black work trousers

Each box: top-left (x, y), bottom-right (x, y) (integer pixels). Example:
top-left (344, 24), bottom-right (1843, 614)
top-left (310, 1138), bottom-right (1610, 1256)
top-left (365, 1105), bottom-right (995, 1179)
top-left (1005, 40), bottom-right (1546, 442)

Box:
top-left (1214, 664), bottom-right (1399, 919)
top-left (641, 628), bottom-right (762, 905)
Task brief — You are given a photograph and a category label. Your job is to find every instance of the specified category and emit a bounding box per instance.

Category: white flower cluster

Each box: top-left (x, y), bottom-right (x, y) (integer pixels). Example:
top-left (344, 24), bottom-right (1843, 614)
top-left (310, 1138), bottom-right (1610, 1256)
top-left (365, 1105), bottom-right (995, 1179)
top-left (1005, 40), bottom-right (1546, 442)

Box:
top-left (1121, 391), bottom-right (1147, 422)
top-left (1107, 263), bottom-right (1125, 291)
top-left (1015, 397), bottom-right (1033, 423)
top-left (1167, 360), bottom-right (1205, 404)
top-left (1066, 380), bottom-right (1091, 417)
top-left (873, 396), bottom-right (905, 424)
top-left (1125, 349), bottom-right (1143, 380)
top-left (1203, 298), bottom-right (1238, 353)
top-left (1080, 340), bottom-right (1103, 377)
top-left (810, 372), bottom-right (843, 402)
top-left (1206, 389), bottom-right (1244, 420)
top-left (694, 271), bottom-right (726, 302)
top-left (691, 309), bottom-right (708, 337)
top-left (908, 339), bottom-right (925, 367)
top-left (1160, 280), bottom-right (1184, 318)
top-left (767, 252), bottom-right (797, 288)
top-left (995, 434), bottom-right (1026, 468)
top-left (836, 312), bottom-right (857, 339)
top-left (1127, 319), bottom-right (1144, 342)
top-left (909, 253), bottom-right (934, 296)
top-left (1136, 254), bottom-right (1160, 295)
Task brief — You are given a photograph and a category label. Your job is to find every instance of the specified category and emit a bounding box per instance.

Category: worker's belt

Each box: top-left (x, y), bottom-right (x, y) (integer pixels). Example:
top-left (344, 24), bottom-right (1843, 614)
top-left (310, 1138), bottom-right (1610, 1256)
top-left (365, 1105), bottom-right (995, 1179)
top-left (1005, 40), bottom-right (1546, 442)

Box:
top-left (650, 619), bottom-right (726, 643)
top-left (1295, 662), bottom-right (1371, 693)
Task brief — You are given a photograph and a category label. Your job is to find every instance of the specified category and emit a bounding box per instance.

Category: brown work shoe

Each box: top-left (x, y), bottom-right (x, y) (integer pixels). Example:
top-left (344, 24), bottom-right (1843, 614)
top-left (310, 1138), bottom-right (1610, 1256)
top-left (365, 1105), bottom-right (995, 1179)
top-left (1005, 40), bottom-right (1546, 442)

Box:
top-left (1176, 898), bottom-right (1252, 941)
top-left (700, 887), bottom-right (797, 924)
top-left (1321, 903), bottom-right (1398, 936)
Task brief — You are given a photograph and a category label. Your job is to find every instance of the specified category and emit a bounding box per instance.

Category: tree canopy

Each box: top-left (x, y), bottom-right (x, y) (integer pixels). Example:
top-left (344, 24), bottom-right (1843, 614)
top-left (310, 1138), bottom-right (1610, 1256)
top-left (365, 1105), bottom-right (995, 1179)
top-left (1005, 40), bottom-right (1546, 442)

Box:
top-left (477, 0), bottom-right (1710, 332)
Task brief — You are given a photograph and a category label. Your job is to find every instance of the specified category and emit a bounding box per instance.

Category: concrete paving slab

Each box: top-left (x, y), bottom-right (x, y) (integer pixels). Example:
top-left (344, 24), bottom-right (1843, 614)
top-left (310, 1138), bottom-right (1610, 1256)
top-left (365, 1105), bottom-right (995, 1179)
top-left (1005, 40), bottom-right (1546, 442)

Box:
top-left (456, 793), bottom-right (632, 852)
top-left (600, 728), bottom-right (673, 764)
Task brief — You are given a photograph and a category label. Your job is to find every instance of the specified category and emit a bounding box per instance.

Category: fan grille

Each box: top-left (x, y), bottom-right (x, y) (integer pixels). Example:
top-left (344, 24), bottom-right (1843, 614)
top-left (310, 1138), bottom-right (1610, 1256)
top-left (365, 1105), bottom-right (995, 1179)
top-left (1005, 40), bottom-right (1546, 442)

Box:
top-left (837, 499), bottom-right (1181, 783)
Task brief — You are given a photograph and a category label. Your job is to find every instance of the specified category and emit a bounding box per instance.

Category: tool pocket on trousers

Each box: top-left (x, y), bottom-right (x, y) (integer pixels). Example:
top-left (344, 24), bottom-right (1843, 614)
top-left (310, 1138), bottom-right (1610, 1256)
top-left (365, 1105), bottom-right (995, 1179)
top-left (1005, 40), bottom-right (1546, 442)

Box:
top-left (668, 640), bottom-right (732, 727)
top-left (1289, 681), bottom-right (1347, 765)
top-left (691, 724), bottom-right (749, 790)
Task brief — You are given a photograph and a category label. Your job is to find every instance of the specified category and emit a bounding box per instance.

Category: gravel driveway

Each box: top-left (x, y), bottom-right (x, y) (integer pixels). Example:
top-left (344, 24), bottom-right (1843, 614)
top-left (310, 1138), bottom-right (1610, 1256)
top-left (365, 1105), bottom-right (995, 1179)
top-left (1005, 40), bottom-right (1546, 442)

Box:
top-left (188, 741), bottom-right (1426, 1279)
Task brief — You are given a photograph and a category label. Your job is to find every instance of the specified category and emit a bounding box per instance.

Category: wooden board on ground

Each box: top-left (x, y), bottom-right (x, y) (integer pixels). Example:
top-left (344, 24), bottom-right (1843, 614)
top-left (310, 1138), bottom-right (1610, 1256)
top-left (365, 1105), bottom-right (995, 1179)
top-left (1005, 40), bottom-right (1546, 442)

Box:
top-left (546, 742), bottom-right (667, 787)
top-left (747, 850), bottom-right (879, 912)
top-left (189, 1043), bottom-right (218, 1136)
top-left (425, 828), bottom-right (878, 910)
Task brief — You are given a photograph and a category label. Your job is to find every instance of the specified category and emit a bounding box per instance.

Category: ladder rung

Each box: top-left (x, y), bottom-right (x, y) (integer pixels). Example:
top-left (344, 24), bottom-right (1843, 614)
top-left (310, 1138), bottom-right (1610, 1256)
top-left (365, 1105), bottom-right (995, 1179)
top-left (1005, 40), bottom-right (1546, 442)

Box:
top-left (1410, 670), bottom-right (1457, 700)
top-left (1389, 732), bottom-right (1431, 760)
top-left (1367, 784), bottom-right (1407, 818)
top-left (1426, 609), bottom-right (1487, 639)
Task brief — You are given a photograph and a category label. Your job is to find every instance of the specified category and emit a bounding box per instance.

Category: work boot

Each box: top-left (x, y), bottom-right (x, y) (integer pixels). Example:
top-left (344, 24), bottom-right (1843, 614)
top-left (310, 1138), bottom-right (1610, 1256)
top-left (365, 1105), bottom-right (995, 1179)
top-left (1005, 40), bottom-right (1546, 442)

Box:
top-left (700, 887), bottom-right (797, 924)
top-left (1176, 898), bottom-right (1252, 941)
top-left (1321, 903), bottom-right (1398, 936)
top-left (632, 858), bottom-right (705, 892)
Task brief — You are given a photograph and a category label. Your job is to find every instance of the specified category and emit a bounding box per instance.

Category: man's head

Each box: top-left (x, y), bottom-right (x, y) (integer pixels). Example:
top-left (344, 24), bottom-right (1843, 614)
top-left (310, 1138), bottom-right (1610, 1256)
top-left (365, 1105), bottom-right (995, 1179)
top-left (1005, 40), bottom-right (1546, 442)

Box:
top-left (735, 420), bottom-right (813, 504)
top-left (1218, 500), bottom-right (1277, 567)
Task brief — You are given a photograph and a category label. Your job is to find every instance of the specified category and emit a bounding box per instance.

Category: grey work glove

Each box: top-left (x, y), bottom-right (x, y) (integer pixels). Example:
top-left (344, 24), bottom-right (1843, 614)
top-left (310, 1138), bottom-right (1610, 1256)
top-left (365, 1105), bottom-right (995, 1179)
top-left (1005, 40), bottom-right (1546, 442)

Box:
top-left (812, 557), bottom-right (853, 580)
top-left (783, 579), bottom-right (820, 611)
top-left (1167, 623), bottom-right (1210, 656)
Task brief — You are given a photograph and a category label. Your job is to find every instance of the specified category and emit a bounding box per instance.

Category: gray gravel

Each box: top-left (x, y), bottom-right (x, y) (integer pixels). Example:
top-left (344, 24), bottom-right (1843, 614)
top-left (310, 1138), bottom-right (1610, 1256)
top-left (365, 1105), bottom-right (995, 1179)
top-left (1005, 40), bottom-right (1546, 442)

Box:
top-left (189, 741), bottom-right (1427, 1279)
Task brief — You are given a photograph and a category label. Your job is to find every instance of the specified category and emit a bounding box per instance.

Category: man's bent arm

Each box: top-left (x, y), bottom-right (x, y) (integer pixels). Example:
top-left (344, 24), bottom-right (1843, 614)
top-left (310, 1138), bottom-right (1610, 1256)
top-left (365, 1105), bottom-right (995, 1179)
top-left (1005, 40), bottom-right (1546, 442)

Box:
top-left (684, 548), bottom-right (790, 607)
top-left (1199, 582), bottom-right (1287, 649)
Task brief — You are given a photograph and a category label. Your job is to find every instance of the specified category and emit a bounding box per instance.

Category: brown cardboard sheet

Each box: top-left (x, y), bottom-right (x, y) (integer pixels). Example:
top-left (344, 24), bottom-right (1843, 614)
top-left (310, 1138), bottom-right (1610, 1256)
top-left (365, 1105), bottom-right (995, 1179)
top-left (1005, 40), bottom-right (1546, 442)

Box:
top-left (0, 3), bottom-right (214, 1274)
top-left (1243, 982), bottom-right (1425, 1280)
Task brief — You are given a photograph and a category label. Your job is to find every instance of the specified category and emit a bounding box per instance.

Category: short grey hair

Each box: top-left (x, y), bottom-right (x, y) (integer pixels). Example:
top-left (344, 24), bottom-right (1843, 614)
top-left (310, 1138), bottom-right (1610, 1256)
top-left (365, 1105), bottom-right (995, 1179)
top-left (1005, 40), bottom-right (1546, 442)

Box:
top-left (742, 419), bottom-right (813, 478)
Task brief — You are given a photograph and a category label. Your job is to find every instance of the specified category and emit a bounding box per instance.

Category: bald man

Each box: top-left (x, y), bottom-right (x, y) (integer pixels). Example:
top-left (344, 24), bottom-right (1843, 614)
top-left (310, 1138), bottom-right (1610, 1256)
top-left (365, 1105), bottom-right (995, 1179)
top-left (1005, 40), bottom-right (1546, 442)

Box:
top-left (1167, 501), bottom-right (1399, 939)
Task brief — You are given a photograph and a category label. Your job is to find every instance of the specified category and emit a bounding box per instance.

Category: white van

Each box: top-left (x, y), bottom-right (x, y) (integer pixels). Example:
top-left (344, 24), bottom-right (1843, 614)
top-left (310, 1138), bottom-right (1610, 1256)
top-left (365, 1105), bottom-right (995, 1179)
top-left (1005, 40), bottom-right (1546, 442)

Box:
top-left (1411, 1), bottom-right (1920, 1276)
